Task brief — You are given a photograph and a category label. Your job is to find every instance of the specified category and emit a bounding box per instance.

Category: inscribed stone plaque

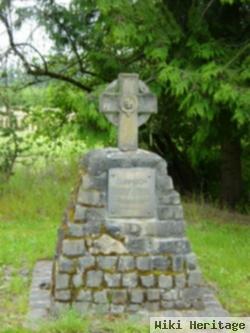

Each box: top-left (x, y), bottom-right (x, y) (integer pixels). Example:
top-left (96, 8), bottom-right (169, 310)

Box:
top-left (108, 168), bottom-right (155, 218)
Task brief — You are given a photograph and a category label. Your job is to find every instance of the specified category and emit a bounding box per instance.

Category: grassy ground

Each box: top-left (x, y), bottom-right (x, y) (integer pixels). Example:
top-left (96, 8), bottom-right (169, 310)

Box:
top-left (0, 154), bottom-right (249, 332)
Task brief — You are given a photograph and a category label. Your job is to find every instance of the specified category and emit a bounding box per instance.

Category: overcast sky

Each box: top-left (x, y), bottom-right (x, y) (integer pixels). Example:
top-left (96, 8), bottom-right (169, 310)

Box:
top-left (0, 0), bottom-right (70, 57)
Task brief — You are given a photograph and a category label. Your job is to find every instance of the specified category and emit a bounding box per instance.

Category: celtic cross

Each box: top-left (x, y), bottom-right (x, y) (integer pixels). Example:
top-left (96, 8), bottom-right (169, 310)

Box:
top-left (100, 73), bottom-right (157, 151)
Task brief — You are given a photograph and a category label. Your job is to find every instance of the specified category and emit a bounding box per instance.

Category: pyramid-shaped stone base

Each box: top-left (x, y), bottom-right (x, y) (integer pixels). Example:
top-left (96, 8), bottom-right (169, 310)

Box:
top-left (51, 148), bottom-right (207, 314)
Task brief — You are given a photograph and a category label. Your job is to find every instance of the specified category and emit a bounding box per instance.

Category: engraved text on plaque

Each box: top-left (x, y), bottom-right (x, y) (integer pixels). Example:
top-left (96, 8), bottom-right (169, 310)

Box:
top-left (108, 168), bottom-right (155, 218)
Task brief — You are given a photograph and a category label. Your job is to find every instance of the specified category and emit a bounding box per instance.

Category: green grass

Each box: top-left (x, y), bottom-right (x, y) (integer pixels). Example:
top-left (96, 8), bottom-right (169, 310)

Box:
top-left (0, 157), bottom-right (249, 331)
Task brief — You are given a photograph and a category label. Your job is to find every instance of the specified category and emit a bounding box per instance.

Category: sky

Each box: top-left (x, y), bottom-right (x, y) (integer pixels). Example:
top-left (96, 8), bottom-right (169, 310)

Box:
top-left (0, 0), bottom-right (71, 61)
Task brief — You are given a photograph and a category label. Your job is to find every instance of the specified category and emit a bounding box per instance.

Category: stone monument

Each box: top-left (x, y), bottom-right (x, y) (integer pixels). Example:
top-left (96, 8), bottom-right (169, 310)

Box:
top-left (47, 73), bottom-right (225, 316)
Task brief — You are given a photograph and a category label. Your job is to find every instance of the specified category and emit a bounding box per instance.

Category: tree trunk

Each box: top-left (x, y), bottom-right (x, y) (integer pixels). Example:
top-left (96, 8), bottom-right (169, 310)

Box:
top-left (220, 115), bottom-right (242, 209)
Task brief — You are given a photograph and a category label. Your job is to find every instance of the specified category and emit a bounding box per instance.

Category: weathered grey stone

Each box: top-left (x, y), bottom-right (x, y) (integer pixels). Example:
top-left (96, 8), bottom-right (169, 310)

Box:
top-left (161, 301), bottom-right (174, 309)
top-left (151, 256), bottom-right (169, 270)
top-left (162, 289), bottom-right (178, 301)
top-left (159, 191), bottom-right (180, 205)
top-left (110, 304), bottom-right (125, 314)
top-left (72, 301), bottom-right (91, 314)
top-left (86, 271), bottom-right (103, 287)
top-left (172, 255), bottom-right (184, 272)
top-left (98, 256), bottom-right (117, 270)
top-left (118, 256), bottom-right (135, 271)
top-left (66, 222), bottom-right (101, 238)
top-left (76, 290), bottom-right (92, 302)
top-left (152, 238), bottom-right (190, 255)
top-left (122, 272), bottom-right (138, 287)
top-left (145, 220), bottom-right (185, 238)
top-left (93, 290), bottom-right (108, 304)
top-left (158, 275), bottom-right (173, 289)
top-left (128, 304), bottom-right (140, 312)
top-left (74, 205), bottom-right (87, 221)
top-left (175, 273), bottom-right (186, 288)
top-left (156, 175), bottom-right (173, 192)
top-left (62, 239), bottom-right (85, 257)
top-left (82, 172), bottom-right (107, 190)
top-left (72, 274), bottom-right (83, 288)
top-left (188, 270), bottom-right (203, 286)
top-left (53, 301), bottom-right (70, 314)
top-left (145, 302), bottom-right (160, 311)
top-left (90, 235), bottom-right (128, 254)
top-left (130, 289), bottom-right (144, 303)
top-left (157, 205), bottom-right (176, 220)
top-left (175, 299), bottom-right (191, 309)
top-left (55, 290), bottom-right (71, 301)
top-left (58, 257), bottom-right (76, 273)
top-left (110, 290), bottom-right (127, 304)
top-left (136, 256), bottom-right (151, 271)
top-left (105, 223), bottom-right (122, 238)
top-left (85, 208), bottom-right (105, 221)
top-left (147, 289), bottom-right (161, 301)
top-left (104, 273), bottom-right (121, 287)
top-left (123, 223), bottom-right (142, 236)
top-left (78, 189), bottom-right (104, 207)
top-left (92, 303), bottom-right (110, 313)
top-left (55, 273), bottom-right (70, 290)
top-left (140, 275), bottom-right (155, 287)
top-left (174, 206), bottom-right (184, 219)
top-left (185, 253), bottom-right (197, 270)
top-left (78, 255), bottom-right (95, 270)
top-left (182, 287), bottom-right (202, 302)
top-left (125, 237), bottom-right (148, 254)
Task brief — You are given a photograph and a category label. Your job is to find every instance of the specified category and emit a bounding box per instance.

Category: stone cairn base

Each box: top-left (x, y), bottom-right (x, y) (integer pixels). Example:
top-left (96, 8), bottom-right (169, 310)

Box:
top-left (51, 148), bottom-right (205, 315)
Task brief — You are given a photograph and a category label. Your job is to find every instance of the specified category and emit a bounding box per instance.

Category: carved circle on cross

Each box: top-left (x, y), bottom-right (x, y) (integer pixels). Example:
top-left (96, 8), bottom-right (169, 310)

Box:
top-left (120, 95), bottom-right (138, 117)
top-left (103, 79), bottom-right (151, 127)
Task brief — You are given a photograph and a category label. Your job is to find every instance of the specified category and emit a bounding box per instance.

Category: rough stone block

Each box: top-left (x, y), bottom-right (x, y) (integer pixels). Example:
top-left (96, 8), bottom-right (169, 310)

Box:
top-left (159, 191), bottom-right (180, 205)
top-left (158, 275), bottom-right (173, 289)
top-left (128, 304), bottom-right (140, 312)
top-left (152, 238), bottom-right (190, 255)
top-left (188, 270), bottom-right (203, 286)
top-left (130, 289), bottom-right (144, 304)
top-left (185, 253), bottom-right (197, 270)
top-left (86, 271), bottom-right (103, 287)
top-left (161, 301), bottom-right (174, 310)
top-left (118, 256), bottom-right (135, 271)
top-left (140, 275), bottom-right (155, 287)
top-left (90, 235), bottom-right (128, 255)
top-left (151, 256), bottom-right (169, 270)
top-left (85, 208), bottom-right (105, 221)
top-left (55, 274), bottom-right (70, 290)
top-left (125, 237), bottom-right (149, 254)
top-left (157, 206), bottom-right (176, 220)
top-left (145, 220), bottom-right (185, 238)
top-left (110, 304), bottom-right (125, 314)
top-left (93, 290), bottom-right (108, 304)
top-left (175, 273), bottom-right (186, 288)
top-left (162, 289), bottom-right (178, 301)
top-left (105, 223), bottom-right (122, 238)
top-left (72, 274), bottom-right (83, 288)
top-left (72, 301), bottom-right (91, 314)
top-left (110, 290), bottom-right (127, 304)
top-left (76, 290), bottom-right (92, 302)
top-left (104, 273), bottom-right (121, 287)
top-left (172, 255), bottom-right (184, 272)
top-left (62, 240), bottom-right (85, 257)
top-left (74, 205), bottom-right (87, 221)
top-left (174, 206), bottom-right (184, 219)
top-left (122, 272), bottom-right (138, 287)
top-left (78, 255), bottom-right (95, 271)
top-left (55, 290), bottom-right (71, 301)
top-left (136, 256), bottom-right (151, 271)
top-left (98, 256), bottom-right (117, 270)
top-left (123, 223), bottom-right (142, 236)
top-left (58, 257), bottom-right (76, 273)
top-left (147, 289), bottom-right (161, 301)
top-left (145, 302), bottom-right (160, 312)
top-left (66, 224), bottom-right (84, 237)
top-left (156, 175), bottom-right (173, 192)
top-left (78, 189), bottom-right (104, 207)
top-left (92, 303), bottom-right (110, 313)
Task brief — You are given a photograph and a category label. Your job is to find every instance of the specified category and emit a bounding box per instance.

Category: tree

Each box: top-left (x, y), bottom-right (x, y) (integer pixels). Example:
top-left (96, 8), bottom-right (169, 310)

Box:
top-left (1, 0), bottom-right (249, 209)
